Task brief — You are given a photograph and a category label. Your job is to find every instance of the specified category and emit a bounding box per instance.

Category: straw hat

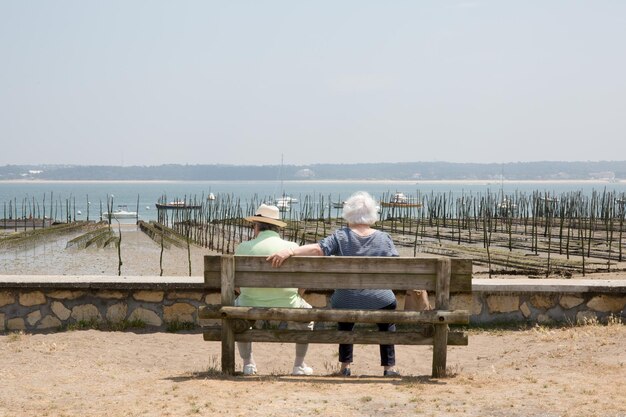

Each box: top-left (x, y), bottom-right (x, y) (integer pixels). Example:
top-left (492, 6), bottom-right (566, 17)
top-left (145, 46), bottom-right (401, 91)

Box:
top-left (244, 204), bottom-right (287, 228)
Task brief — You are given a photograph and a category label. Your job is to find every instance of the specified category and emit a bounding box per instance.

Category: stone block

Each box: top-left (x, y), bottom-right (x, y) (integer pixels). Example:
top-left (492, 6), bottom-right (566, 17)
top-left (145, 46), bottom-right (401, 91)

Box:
top-left (48, 290), bottom-right (86, 300)
top-left (7, 318), bottom-right (26, 331)
top-left (576, 310), bottom-right (598, 325)
top-left (106, 303), bottom-right (128, 323)
top-left (537, 313), bottom-right (552, 324)
top-left (486, 295), bottom-right (519, 313)
top-left (27, 310), bottom-right (42, 326)
top-left (0, 291), bottom-right (15, 307)
top-left (587, 295), bottom-right (626, 313)
top-left (166, 291), bottom-right (203, 301)
top-left (129, 307), bottom-right (162, 327)
top-left (472, 294), bottom-right (484, 316)
top-left (96, 290), bottom-right (126, 300)
top-left (530, 294), bottom-right (557, 310)
top-left (164, 303), bottom-right (196, 322)
top-left (204, 293), bottom-right (221, 304)
top-left (133, 291), bottom-right (164, 302)
top-left (520, 302), bottom-right (532, 318)
top-left (51, 301), bottom-right (71, 321)
top-left (450, 294), bottom-right (483, 316)
top-left (19, 291), bottom-right (46, 307)
top-left (71, 304), bottom-right (102, 322)
top-left (38, 315), bottom-right (62, 330)
top-left (559, 295), bottom-right (585, 309)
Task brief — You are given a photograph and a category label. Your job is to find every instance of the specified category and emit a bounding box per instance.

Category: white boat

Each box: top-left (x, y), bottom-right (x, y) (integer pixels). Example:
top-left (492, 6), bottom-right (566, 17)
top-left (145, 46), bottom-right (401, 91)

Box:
top-left (391, 192), bottom-right (409, 204)
top-left (497, 198), bottom-right (517, 209)
top-left (274, 195), bottom-right (298, 212)
top-left (103, 205), bottom-right (137, 219)
top-left (273, 197), bottom-right (290, 212)
top-left (275, 196), bottom-right (298, 205)
top-left (380, 192), bottom-right (421, 208)
top-left (497, 198), bottom-right (517, 215)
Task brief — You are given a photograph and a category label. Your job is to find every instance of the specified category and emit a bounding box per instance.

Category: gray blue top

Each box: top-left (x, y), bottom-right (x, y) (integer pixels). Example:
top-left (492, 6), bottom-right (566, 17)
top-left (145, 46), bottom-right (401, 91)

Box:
top-left (318, 227), bottom-right (398, 309)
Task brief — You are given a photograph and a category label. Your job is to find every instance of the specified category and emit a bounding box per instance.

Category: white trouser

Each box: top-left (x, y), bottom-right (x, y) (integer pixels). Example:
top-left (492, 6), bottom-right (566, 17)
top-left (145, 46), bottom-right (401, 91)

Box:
top-left (235, 297), bottom-right (314, 362)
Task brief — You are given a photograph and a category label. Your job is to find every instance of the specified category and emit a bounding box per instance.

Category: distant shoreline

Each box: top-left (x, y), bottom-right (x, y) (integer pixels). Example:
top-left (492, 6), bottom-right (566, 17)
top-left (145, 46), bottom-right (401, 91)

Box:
top-left (0, 179), bottom-right (624, 185)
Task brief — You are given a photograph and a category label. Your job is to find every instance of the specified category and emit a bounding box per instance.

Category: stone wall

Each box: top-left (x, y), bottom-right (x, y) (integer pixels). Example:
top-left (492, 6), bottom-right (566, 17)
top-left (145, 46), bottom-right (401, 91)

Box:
top-left (0, 286), bottom-right (222, 332)
top-left (1, 276), bottom-right (625, 333)
top-left (469, 278), bottom-right (626, 325)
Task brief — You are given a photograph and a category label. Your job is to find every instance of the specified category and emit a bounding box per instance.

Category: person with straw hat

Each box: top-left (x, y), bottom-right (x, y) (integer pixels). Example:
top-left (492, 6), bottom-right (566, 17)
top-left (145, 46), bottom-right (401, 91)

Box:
top-left (234, 203), bottom-right (314, 376)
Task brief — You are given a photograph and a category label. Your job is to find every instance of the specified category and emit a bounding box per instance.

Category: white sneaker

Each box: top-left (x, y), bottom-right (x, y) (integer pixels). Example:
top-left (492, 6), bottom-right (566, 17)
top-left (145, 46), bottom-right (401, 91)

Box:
top-left (243, 364), bottom-right (257, 375)
top-left (292, 364), bottom-right (313, 376)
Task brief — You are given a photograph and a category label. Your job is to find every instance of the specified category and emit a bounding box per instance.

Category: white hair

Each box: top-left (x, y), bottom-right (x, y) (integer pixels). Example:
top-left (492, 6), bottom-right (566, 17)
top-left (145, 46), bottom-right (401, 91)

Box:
top-left (342, 191), bottom-right (379, 225)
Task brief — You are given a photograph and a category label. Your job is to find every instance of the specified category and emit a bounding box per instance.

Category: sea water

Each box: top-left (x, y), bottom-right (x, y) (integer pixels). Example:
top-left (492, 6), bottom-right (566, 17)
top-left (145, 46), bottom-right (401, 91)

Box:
top-left (0, 180), bottom-right (625, 222)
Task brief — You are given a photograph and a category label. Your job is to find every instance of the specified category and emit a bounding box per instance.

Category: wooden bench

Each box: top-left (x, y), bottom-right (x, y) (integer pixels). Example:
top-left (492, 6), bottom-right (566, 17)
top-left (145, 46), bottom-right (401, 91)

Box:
top-left (199, 255), bottom-right (472, 378)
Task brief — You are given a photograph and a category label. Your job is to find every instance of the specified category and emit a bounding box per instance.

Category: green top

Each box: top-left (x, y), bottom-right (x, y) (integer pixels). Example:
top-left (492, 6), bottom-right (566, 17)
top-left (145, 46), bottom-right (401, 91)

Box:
top-left (235, 230), bottom-right (301, 308)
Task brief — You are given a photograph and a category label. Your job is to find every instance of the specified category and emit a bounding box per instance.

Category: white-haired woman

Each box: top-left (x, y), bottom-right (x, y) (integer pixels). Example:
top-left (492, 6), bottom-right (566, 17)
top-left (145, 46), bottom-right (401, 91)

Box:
top-left (267, 191), bottom-right (400, 377)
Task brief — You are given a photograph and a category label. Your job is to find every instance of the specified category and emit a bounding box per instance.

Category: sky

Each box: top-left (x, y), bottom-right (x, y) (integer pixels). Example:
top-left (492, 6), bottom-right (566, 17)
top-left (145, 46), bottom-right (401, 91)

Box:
top-left (1, 1), bottom-right (625, 167)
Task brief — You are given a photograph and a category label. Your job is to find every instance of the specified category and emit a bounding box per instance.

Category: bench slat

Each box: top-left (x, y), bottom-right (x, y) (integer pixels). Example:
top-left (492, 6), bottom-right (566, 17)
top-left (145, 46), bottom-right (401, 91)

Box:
top-left (203, 328), bottom-right (468, 346)
top-left (206, 256), bottom-right (472, 274)
top-left (199, 305), bottom-right (470, 325)
top-left (237, 256), bottom-right (442, 273)
top-left (205, 255), bottom-right (471, 292)
top-left (206, 272), bottom-right (470, 292)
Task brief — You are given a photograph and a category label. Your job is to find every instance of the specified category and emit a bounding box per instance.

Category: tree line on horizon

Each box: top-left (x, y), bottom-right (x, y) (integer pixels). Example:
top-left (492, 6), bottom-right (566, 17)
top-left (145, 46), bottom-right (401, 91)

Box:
top-left (0, 161), bottom-right (625, 181)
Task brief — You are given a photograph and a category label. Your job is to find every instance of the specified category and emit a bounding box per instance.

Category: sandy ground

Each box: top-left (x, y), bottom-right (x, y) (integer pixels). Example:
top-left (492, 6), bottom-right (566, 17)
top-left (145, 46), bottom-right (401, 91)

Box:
top-left (1, 223), bottom-right (626, 416)
top-left (0, 324), bottom-right (624, 417)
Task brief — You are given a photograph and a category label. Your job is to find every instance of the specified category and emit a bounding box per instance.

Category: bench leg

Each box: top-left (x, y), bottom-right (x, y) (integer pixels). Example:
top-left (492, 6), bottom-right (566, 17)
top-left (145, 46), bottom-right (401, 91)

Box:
top-left (220, 255), bottom-right (236, 375)
top-left (432, 324), bottom-right (448, 378)
top-left (432, 257), bottom-right (451, 378)
top-left (221, 319), bottom-right (236, 375)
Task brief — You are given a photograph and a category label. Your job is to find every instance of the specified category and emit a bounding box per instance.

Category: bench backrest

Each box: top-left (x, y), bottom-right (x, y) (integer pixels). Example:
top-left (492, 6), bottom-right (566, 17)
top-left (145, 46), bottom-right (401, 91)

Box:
top-left (204, 255), bottom-right (472, 294)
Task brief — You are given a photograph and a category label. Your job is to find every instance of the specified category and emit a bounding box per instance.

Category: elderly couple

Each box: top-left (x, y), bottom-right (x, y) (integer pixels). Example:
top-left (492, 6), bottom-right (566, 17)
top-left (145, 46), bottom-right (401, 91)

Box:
top-left (235, 191), bottom-right (400, 377)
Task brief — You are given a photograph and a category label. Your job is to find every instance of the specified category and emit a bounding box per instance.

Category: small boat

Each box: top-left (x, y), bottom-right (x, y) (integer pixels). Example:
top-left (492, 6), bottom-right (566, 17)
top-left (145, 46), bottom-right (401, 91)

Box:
top-left (274, 198), bottom-right (291, 212)
top-left (103, 205), bottom-right (137, 219)
top-left (155, 200), bottom-right (201, 210)
top-left (538, 196), bottom-right (558, 204)
top-left (380, 192), bottom-right (422, 208)
top-left (207, 193), bottom-right (216, 201)
top-left (274, 196), bottom-right (298, 205)
top-left (497, 199), bottom-right (517, 216)
top-left (274, 196), bottom-right (298, 212)
top-left (380, 201), bottom-right (422, 208)
top-left (331, 201), bottom-right (345, 209)
top-left (497, 198), bottom-right (517, 210)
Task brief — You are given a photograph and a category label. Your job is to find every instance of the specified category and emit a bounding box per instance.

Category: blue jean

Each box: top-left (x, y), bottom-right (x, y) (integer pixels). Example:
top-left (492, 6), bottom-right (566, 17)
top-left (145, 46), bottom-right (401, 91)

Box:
top-left (337, 301), bottom-right (397, 367)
